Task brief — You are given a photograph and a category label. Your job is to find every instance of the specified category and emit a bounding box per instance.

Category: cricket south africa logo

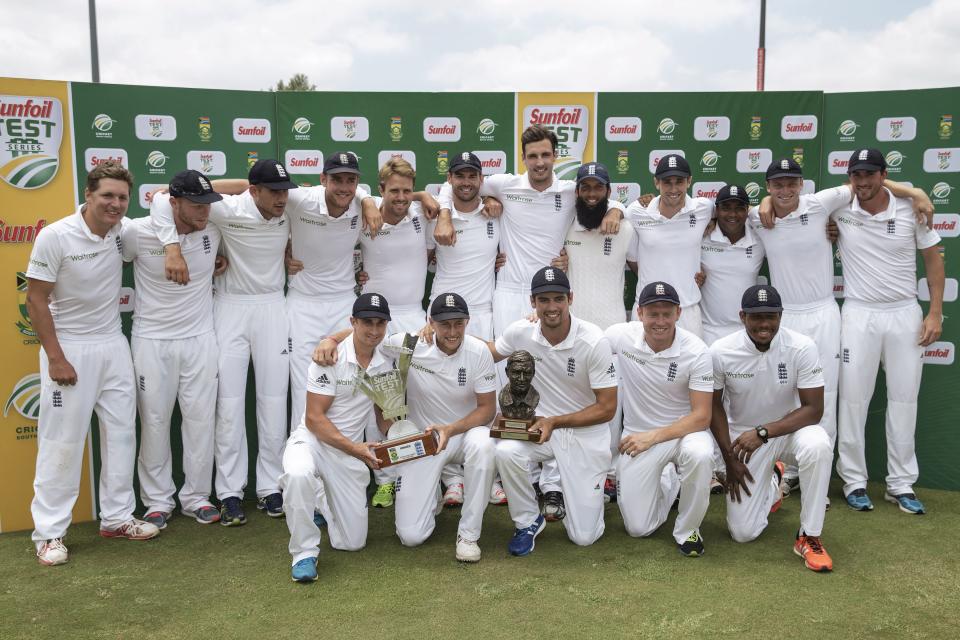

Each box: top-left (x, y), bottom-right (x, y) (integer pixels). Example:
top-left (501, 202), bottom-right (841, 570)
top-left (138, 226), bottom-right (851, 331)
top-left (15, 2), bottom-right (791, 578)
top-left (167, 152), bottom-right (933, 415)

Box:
top-left (4, 373), bottom-right (41, 420)
top-left (0, 95), bottom-right (63, 189)
top-left (92, 113), bottom-right (116, 138)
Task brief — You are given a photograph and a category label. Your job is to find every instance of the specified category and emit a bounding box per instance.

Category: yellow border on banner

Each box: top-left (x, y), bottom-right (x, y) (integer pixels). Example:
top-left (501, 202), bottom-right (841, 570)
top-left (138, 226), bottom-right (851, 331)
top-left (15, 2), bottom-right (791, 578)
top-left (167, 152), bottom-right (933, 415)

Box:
top-left (515, 92), bottom-right (596, 176)
top-left (0, 77), bottom-right (93, 533)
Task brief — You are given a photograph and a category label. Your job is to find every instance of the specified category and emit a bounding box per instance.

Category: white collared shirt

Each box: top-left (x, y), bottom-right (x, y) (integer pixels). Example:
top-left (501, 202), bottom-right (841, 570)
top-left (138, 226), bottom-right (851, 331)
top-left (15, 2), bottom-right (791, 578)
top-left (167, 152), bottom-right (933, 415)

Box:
top-left (304, 335), bottom-right (396, 442)
top-left (122, 215), bottom-right (220, 339)
top-left (495, 314), bottom-right (618, 434)
top-left (832, 188), bottom-right (941, 304)
top-left (710, 327), bottom-right (823, 433)
top-left (627, 195), bottom-right (714, 307)
top-left (700, 224), bottom-right (765, 330)
top-left (748, 187), bottom-right (850, 310)
top-left (286, 185), bottom-right (369, 299)
top-left (565, 219), bottom-right (635, 329)
top-left (426, 201), bottom-right (500, 310)
top-left (381, 333), bottom-right (497, 427)
top-left (360, 200), bottom-right (428, 307)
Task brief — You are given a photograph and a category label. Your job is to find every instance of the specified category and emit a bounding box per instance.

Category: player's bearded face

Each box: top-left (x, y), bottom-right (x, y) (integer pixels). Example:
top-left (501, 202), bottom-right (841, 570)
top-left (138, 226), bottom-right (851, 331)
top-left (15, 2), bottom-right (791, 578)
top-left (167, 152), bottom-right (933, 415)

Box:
top-left (449, 169), bottom-right (481, 204)
top-left (250, 185), bottom-right (288, 218)
top-left (741, 311), bottom-right (781, 348)
top-left (575, 180), bottom-right (610, 230)
top-left (849, 169), bottom-right (887, 204)
top-left (532, 292), bottom-right (572, 330)
top-left (323, 172), bottom-right (360, 210)
top-left (173, 198), bottom-right (211, 231)
top-left (767, 177), bottom-right (802, 211)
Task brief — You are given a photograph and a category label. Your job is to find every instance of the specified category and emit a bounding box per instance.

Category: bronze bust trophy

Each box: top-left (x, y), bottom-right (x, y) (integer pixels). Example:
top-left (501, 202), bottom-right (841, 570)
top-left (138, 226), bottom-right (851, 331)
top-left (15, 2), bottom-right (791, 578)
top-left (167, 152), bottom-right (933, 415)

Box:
top-left (491, 350), bottom-right (543, 442)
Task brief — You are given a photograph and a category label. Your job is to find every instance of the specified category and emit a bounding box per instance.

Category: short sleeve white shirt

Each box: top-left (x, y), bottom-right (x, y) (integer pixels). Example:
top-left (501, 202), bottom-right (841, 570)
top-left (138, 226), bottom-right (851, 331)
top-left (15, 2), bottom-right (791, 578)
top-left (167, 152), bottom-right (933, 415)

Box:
top-left (699, 225), bottom-right (765, 330)
top-left (565, 220), bottom-right (635, 330)
top-left (360, 200), bottom-right (428, 307)
top-left (426, 202), bottom-right (500, 311)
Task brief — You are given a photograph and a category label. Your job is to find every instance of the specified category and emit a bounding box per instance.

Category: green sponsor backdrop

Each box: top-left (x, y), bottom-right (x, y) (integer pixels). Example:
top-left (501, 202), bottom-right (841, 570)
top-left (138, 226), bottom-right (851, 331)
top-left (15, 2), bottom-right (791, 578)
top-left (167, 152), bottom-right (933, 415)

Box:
top-left (822, 87), bottom-right (960, 490)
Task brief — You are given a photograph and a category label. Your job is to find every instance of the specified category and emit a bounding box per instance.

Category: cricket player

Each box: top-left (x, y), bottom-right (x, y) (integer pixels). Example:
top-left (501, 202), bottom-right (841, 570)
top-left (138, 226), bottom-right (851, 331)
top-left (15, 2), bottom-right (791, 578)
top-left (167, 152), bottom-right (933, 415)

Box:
top-left (126, 170), bottom-right (224, 528)
top-left (833, 149), bottom-right (944, 514)
top-left (710, 285), bottom-right (834, 572)
top-left (627, 153), bottom-right (713, 337)
top-left (281, 293), bottom-right (395, 583)
top-left (27, 162), bottom-right (163, 566)
top-left (488, 267), bottom-right (618, 555)
top-left (606, 281), bottom-right (714, 557)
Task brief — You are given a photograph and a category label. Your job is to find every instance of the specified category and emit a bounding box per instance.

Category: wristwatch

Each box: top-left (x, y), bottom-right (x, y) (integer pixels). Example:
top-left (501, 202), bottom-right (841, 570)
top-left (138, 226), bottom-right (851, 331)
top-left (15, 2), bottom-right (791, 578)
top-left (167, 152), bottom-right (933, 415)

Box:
top-left (755, 425), bottom-right (769, 443)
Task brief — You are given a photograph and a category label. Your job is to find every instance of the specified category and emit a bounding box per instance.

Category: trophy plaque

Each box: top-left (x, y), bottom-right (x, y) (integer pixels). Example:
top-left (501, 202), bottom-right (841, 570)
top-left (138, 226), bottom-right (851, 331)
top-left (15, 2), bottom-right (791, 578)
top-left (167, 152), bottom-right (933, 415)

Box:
top-left (358, 334), bottom-right (439, 467)
top-left (490, 350), bottom-right (543, 443)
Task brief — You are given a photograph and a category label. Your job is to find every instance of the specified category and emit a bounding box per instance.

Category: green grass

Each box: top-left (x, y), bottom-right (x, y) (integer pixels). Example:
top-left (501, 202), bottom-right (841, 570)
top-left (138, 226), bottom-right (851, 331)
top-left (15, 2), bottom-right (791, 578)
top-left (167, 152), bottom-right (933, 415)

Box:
top-left (2, 480), bottom-right (958, 640)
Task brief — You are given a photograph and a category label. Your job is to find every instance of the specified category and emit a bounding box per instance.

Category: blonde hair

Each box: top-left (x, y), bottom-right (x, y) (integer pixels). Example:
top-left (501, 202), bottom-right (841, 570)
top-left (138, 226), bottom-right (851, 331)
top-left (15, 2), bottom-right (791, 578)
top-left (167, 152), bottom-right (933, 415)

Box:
top-left (378, 157), bottom-right (416, 188)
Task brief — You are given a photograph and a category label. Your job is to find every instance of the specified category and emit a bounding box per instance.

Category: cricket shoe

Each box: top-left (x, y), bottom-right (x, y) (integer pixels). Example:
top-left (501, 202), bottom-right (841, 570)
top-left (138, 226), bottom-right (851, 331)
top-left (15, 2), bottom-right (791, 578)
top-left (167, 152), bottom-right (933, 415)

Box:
top-left (884, 492), bottom-right (926, 515)
top-left (143, 511), bottom-right (170, 530)
top-left (220, 497), bottom-right (248, 526)
top-left (844, 489), bottom-right (874, 512)
top-left (182, 505), bottom-right (220, 524)
top-left (100, 519), bottom-right (160, 540)
top-left (455, 535), bottom-right (482, 562)
top-left (489, 481), bottom-right (508, 505)
top-left (372, 482), bottom-right (395, 508)
top-left (603, 478), bottom-right (617, 504)
top-left (542, 491), bottom-right (566, 522)
top-left (678, 531), bottom-right (705, 557)
top-left (443, 483), bottom-right (465, 507)
top-left (257, 493), bottom-right (284, 518)
top-left (36, 538), bottom-right (68, 566)
top-left (794, 534), bottom-right (833, 572)
top-left (770, 461), bottom-right (785, 514)
top-left (508, 515), bottom-right (545, 557)
top-left (291, 557), bottom-right (318, 583)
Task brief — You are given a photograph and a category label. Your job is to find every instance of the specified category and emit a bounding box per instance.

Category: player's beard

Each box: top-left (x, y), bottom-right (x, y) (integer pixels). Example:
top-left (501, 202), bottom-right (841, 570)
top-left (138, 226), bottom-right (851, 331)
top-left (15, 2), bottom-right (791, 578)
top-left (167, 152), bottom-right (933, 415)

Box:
top-left (575, 196), bottom-right (608, 230)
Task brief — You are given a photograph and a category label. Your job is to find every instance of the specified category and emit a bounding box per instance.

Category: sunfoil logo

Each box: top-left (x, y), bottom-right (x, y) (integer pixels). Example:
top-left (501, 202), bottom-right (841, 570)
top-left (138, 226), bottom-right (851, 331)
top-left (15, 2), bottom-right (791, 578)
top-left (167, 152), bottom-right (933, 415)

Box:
top-left (0, 95), bottom-right (63, 190)
top-left (4, 373), bottom-right (41, 420)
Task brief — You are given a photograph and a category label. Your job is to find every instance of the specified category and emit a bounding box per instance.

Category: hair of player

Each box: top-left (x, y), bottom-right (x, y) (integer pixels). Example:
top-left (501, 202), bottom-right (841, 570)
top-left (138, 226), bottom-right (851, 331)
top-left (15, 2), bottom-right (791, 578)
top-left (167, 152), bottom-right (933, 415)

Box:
top-left (521, 124), bottom-right (558, 155)
top-left (379, 157), bottom-right (416, 188)
top-left (86, 161), bottom-right (134, 194)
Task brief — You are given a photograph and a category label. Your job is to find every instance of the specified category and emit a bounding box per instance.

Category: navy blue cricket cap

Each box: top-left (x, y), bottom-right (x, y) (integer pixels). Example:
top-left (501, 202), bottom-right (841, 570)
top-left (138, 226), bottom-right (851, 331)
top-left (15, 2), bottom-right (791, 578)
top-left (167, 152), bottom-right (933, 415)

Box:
top-left (715, 184), bottom-right (750, 207)
top-left (169, 170), bottom-right (223, 204)
top-left (654, 154), bottom-right (691, 179)
top-left (741, 285), bottom-right (783, 314)
top-left (530, 266), bottom-right (570, 295)
top-left (448, 151), bottom-right (482, 173)
top-left (637, 281), bottom-right (680, 306)
top-left (248, 159), bottom-right (298, 190)
top-left (353, 292), bottom-right (391, 320)
top-left (848, 148), bottom-right (887, 173)
top-left (576, 162), bottom-right (610, 186)
top-left (766, 158), bottom-right (804, 181)
top-left (430, 292), bottom-right (470, 321)
top-left (324, 151), bottom-right (361, 175)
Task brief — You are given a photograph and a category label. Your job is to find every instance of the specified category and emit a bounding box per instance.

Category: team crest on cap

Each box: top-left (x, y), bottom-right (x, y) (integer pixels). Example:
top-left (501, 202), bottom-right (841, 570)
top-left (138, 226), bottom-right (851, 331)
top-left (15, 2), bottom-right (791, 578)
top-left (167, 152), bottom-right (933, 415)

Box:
top-left (198, 175), bottom-right (211, 190)
top-left (655, 283), bottom-right (665, 295)
top-left (371, 295), bottom-right (381, 307)
top-left (780, 159), bottom-right (790, 170)
top-left (340, 153), bottom-right (348, 164)
top-left (445, 294), bottom-right (455, 307)
top-left (668, 156), bottom-right (678, 168)
top-left (858, 149), bottom-right (869, 161)
top-left (545, 269), bottom-right (555, 282)
top-left (730, 186), bottom-right (739, 196)
top-left (461, 152), bottom-right (470, 161)
top-left (757, 288), bottom-right (768, 302)
top-left (275, 164), bottom-right (287, 177)
top-left (587, 164), bottom-right (596, 175)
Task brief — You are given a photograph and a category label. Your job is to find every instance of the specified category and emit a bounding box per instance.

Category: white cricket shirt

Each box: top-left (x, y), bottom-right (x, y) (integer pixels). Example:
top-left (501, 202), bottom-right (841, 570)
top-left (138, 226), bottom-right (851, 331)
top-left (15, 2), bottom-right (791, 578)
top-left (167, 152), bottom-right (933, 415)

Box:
top-left (122, 215), bottom-right (220, 339)
top-left (627, 196), bottom-right (714, 307)
top-left (699, 225), bottom-right (765, 331)
top-left (303, 335), bottom-right (396, 442)
top-left (381, 333), bottom-right (497, 428)
top-left (495, 314), bottom-right (618, 435)
top-left (565, 221), bottom-right (635, 330)
top-left (748, 187), bottom-right (850, 310)
top-left (286, 185), bottom-right (369, 299)
top-left (605, 323), bottom-right (713, 434)
top-left (360, 200), bottom-right (428, 307)
top-left (426, 202), bottom-right (500, 311)
top-left (710, 327), bottom-right (824, 433)
top-left (832, 188), bottom-right (941, 304)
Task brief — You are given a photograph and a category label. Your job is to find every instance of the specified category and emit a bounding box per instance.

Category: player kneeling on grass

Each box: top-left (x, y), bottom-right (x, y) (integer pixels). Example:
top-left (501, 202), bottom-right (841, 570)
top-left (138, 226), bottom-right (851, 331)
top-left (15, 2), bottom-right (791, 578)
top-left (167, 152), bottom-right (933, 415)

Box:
top-left (315, 293), bottom-right (499, 562)
top-left (280, 293), bottom-right (394, 583)
top-left (605, 281), bottom-right (714, 557)
top-left (709, 285), bottom-right (834, 572)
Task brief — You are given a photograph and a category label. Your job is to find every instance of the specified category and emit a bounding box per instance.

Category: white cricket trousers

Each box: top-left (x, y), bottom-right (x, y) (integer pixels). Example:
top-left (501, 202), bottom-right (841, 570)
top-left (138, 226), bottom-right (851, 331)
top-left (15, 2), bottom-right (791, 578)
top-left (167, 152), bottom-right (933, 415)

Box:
top-left (726, 425), bottom-right (832, 542)
top-left (496, 426), bottom-right (610, 546)
top-left (387, 304), bottom-right (427, 335)
top-left (837, 300), bottom-right (924, 496)
top-left (702, 323), bottom-right (740, 348)
top-left (617, 430), bottom-right (713, 544)
top-left (214, 292), bottom-right (289, 500)
top-left (287, 291), bottom-right (355, 430)
top-left (32, 334), bottom-right (137, 542)
top-left (280, 427), bottom-right (369, 564)
top-left (395, 427), bottom-right (496, 546)
top-left (132, 332), bottom-right (218, 514)
top-left (677, 304), bottom-right (703, 338)
top-left (781, 298), bottom-right (841, 480)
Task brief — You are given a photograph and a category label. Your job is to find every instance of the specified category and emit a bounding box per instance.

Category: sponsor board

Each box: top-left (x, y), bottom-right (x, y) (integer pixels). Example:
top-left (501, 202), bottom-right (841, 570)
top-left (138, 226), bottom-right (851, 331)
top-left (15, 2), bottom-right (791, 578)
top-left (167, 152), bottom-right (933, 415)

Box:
top-left (232, 118), bottom-right (271, 143)
top-left (611, 182), bottom-right (640, 205)
top-left (876, 116), bottom-right (917, 142)
top-left (2, 220), bottom-right (45, 244)
top-left (657, 117), bottom-right (678, 140)
top-left (648, 149), bottom-right (685, 174)
top-left (186, 150), bottom-right (227, 176)
top-left (331, 116), bottom-right (369, 142)
top-left (700, 150), bottom-right (720, 173)
top-left (604, 117), bottom-right (641, 142)
top-left (377, 150), bottom-right (416, 171)
top-left (291, 116), bottom-right (313, 141)
top-left (0, 95), bottom-right (64, 190)
top-left (922, 148), bottom-right (960, 173)
top-left (833, 275), bottom-right (844, 299)
top-left (693, 116), bottom-right (730, 141)
top-left (735, 148), bottom-right (772, 173)
top-left (285, 150), bottom-right (322, 174)
top-left (691, 181), bottom-right (725, 200)
top-left (3, 373), bottom-right (41, 420)
top-left (423, 117), bottom-right (461, 142)
top-left (138, 183), bottom-right (166, 210)
top-left (83, 147), bottom-right (128, 171)
top-left (923, 341), bottom-right (954, 365)
top-left (932, 213), bottom-right (959, 237)
top-left (477, 118), bottom-right (497, 141)
top-left (919, 277), bottom-right (958, 302)
top-left (91, 113), bottom-right (116, 139)
top-left (828, 150), bottom-right (853, 175)
top-left (781, 115), bottom-right (817, 140)
top-left (134, 114), bottom-right (176, 141)
top-left (523, 104), bottom-right (589, 167)
top-left (473, 150), bottom-right (507, 175)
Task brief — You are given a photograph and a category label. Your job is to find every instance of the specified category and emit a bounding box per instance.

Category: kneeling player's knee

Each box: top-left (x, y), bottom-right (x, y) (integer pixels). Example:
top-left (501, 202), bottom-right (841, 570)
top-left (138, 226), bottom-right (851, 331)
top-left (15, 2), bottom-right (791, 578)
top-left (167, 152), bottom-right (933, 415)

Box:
top-left (727, 520), bottom-right (762, 543)
top-left (624, 519), bottom-right (657, 539)
top-left (567, 528), bottom-right (602, 547)
top-left (397, 527), bottom-right (431, 548)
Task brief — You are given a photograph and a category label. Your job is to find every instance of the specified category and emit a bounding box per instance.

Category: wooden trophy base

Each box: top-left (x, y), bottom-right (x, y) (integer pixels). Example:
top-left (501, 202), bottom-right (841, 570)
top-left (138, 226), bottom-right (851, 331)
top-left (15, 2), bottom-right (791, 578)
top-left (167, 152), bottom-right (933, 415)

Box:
top-left (490, 414), bottom-right (542, 443)
top-left (374, 431), bottom-right (440, 467)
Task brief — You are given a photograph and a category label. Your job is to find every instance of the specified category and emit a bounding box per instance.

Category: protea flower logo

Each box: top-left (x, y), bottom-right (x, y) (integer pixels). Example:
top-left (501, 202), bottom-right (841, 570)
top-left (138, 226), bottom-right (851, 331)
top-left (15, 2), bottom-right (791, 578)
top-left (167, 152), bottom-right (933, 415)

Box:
top-left (838, 120), bottom-right (858, 137)
top-left (745, 182), bottom-right (762, 199)
top-left (292, 117), bottom-right (313, 135)
top-left (885, 150), bottom-right (905, 168)
top-left (657, 117), bottom-right (677, 136)
top-left (477, 118), bottom-right (496, 137)
top-left (0, 96), bottom-right (63, 190)
top-left (4, 373), bottom-right (41, 420)
top-left (92, 113), bottom-right (116, 133)
top-left (931, 182), bottom-right (952, 199)
top-left (146, 151), bottom-right (168, 169)
top-left (701, 150), bottom-right (720, 168)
